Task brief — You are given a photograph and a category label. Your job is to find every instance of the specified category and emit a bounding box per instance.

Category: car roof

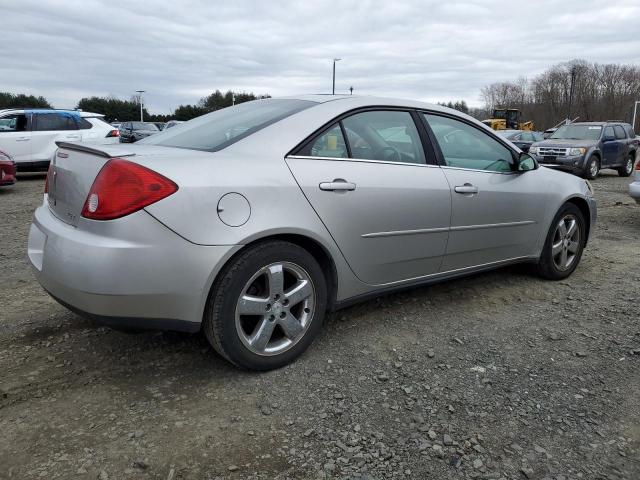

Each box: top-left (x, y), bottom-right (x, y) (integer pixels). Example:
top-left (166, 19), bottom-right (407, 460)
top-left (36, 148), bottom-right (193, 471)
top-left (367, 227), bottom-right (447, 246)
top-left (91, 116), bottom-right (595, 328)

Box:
top-left (0, 108), bottom-right (104, 118)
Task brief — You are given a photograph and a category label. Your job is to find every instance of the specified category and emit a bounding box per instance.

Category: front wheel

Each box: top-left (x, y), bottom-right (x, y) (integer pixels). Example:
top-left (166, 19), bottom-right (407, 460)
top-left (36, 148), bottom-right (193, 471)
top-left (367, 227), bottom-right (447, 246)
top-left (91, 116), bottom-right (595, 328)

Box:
top-left (536, 203), bottom-right (586, 280)
top-left (203, 241), bottom-right (327, 370)
top-left (583, 156), bottom-right (599, 180)
top-left (617, 155), bottom-right (635, 177)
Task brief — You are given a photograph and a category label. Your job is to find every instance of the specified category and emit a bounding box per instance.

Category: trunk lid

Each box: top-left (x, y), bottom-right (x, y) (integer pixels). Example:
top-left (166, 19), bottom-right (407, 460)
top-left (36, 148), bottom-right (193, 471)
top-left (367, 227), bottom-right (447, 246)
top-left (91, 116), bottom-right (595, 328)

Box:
top-left (48, 142), bottom-right (136, 226)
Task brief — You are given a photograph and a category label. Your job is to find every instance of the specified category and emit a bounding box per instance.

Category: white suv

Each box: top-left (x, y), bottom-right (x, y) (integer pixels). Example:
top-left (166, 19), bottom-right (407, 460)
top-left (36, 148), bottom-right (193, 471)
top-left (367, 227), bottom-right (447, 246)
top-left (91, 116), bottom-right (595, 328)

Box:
top-left (0, 109), bottom-right (119, 171)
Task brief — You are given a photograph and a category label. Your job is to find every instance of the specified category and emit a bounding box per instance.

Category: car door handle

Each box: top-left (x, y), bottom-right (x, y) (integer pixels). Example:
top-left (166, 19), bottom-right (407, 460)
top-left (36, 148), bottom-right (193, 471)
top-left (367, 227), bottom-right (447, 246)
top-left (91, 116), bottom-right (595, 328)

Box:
top-left (319, 180), bottom-right (356, 191)
top-left (16, 136), bottom-right (30, 141)
top-left (454, 183), bottom-right (479, 194)
top-left (65, 135), bottom-right (80, 140)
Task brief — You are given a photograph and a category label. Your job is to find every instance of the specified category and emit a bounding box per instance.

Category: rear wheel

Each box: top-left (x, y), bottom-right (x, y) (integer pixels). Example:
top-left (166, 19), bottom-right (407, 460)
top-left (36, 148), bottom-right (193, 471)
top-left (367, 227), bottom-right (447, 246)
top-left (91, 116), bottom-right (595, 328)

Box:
top-left (583, 155), bottom-right (599, 180)
top-left (203, 241), bottom-right (327, 370)
top-left (617, 154), bottom-right (635, 177)
top-left (536, 203), bottom-right (586, 280)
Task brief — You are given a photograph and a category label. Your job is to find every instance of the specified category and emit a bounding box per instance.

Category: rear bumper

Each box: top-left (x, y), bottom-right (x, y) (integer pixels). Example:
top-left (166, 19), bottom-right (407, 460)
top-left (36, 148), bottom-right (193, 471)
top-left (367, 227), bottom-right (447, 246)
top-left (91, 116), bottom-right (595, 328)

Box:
top-left (630, 180), bottom-right (640, 203)
top-left (0, 162), bottom-right (16, 185)
top-left (16, 160), bottom-right (50, 172)
top-left (28, 203), bottom-right (240, 331)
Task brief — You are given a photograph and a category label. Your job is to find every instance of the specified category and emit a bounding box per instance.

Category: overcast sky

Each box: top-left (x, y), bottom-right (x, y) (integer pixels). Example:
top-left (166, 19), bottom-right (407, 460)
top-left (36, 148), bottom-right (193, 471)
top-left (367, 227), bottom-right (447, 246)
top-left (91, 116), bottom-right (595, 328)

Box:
top-left (2, 0), bottom-right (639, 114)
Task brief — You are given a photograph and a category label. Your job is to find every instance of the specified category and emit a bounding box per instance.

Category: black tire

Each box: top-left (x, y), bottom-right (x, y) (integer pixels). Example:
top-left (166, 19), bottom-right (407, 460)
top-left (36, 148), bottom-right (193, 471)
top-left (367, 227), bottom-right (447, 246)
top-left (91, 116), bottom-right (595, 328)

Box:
top-left (203, 240), bottom-right (327, 370)
top-left (583, 155), bottom-right (599, 180)
top-left (536, 203), bottom-right (586, 280)
top-left (617, 154), bottom-right (635, 177)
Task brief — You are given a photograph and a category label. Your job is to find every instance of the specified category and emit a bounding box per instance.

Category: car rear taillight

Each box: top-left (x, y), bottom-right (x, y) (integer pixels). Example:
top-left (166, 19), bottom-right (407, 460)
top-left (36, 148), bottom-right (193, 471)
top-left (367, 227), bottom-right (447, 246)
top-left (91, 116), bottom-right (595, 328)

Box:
top-left (106, 129), bottom-right (119, 138)
top-left (81, 158), bottom-right (178, 220)
top-left (636, 160), bottom-right (640, 171)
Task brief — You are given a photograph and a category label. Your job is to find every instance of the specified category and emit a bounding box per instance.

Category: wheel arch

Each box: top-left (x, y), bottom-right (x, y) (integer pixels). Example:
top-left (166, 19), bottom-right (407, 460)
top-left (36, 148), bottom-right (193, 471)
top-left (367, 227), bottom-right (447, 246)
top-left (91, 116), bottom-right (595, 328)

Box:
top-left (201, 232), bottom-right (340, 325)
top-left (565, 196), bottom-right (592, 242)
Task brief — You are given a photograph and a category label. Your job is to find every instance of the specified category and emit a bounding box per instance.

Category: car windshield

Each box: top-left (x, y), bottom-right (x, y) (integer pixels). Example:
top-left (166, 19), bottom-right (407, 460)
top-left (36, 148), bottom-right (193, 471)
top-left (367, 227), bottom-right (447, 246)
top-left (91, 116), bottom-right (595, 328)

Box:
top-left (132, 122), bottom-right (159, 131)
top-left (140, 99), bottom-right (315, 152)
top-left (550, 125), bottom-right (602, 140)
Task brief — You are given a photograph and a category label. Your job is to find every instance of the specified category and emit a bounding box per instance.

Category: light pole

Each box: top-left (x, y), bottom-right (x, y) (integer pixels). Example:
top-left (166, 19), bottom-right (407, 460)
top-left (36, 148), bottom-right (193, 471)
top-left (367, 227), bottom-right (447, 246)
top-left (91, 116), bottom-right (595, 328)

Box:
top-left (332, 58), bottom-right (341, 95)
top-left (633, 100), bottom-right (640, 133)
top-left (566, 66), bottom-right (577, 125)
top-left (136, 90), bottom-right (145, 122)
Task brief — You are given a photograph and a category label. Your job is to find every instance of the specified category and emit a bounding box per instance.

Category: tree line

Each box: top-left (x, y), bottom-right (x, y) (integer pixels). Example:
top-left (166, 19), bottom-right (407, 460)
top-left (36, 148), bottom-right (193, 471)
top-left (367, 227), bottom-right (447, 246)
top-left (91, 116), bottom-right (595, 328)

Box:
top-left (478, 60), bottom-right (640, 131)
top-left (0, 90), bottom-right (269, 123)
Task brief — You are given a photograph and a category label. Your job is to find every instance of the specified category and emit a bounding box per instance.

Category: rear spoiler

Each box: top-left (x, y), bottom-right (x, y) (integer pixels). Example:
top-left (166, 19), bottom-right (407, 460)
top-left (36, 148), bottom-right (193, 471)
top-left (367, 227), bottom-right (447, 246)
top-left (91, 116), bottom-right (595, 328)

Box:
top-left (55, 141), bottom-right (135, 158)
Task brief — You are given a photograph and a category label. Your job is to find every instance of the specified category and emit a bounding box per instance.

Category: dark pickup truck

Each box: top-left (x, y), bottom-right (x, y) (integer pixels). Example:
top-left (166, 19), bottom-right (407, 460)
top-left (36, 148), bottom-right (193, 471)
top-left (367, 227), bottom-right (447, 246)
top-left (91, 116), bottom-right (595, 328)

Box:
top-left (529, 121), bottom-right (638, 179)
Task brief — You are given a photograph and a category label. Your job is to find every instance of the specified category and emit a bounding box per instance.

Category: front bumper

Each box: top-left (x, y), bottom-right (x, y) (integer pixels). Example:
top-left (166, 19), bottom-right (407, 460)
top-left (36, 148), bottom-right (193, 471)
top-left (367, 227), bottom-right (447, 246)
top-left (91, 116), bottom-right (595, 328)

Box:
top-left (534, 154), bottom-right (585, 174)
top-left (630, 180), bottom-right (640, 204)
top-left (28, 202), bottom-right (240, 331)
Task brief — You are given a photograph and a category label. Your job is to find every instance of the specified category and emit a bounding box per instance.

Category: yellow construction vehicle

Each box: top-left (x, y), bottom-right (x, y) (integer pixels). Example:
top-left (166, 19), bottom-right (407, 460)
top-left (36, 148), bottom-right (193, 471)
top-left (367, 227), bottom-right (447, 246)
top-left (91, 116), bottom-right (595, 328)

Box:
top-left (482, 108), bottom-right (534, 131)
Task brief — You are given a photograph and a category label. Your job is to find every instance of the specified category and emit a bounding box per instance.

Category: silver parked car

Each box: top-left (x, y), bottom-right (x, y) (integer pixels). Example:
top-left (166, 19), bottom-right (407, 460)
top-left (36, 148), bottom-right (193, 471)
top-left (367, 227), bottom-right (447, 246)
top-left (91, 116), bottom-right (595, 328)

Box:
top-left (630, 159), bottom-right (640, 202)
top-left (28, 96), bottom-right (596, 370)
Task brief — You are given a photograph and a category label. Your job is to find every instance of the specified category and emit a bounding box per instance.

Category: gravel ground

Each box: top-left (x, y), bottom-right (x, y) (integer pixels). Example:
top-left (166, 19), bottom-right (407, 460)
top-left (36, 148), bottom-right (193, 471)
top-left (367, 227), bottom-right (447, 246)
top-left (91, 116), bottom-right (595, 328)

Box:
top-left (1, 171), bottom-right (639, 480)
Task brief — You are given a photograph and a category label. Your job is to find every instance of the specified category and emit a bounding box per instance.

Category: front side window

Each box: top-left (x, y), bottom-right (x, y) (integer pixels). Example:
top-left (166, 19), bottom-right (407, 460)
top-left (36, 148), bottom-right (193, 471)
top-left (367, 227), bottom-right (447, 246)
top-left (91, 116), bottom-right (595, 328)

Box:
top-left (423, 113), bottom-right (514, 172)
top-left (342, 110), bottom-right (425, 164)
top-left (613, 125), bottom-right (626, 139)
top-left (603, 126), bottom-right (615, 139)
top-left (34, 112), bottom-right (77, 131)
top-left (142, 99), bottom-right (315, 152)
top-left (0, 114), bottom-right (27, 132)
top-left (520, 132), bottom-right (535, 142)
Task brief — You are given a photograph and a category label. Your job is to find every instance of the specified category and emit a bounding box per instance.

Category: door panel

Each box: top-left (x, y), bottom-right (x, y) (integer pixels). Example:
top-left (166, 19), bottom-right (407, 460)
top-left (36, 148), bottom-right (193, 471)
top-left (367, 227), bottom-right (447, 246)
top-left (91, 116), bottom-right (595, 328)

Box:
top-left (0, 113), bottom-right (31, 162)
top-left (601, 126), bottom-right (618, 166)
top-left (32, 112), bottom-right (81, 162)
top-left (422, 112), bottom-right (547, 271)
top-left (440, 168), bottom-right (546, 270)
top-left (286, 157), bottom-right (451, 285)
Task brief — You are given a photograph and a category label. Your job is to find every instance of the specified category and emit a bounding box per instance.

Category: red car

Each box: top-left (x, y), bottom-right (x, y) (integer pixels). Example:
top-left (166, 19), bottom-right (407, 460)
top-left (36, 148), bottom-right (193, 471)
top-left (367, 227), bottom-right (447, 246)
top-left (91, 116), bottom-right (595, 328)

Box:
top-left (0, 150), bottom-right (17, 186)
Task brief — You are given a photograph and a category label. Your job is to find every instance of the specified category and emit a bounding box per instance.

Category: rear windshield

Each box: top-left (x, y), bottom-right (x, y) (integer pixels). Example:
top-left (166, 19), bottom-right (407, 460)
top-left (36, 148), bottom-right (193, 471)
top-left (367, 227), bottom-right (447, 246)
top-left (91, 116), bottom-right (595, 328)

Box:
top-left (140, 99), bottom-right (316, 152)
top-left (132, 122), bottom-right (159, 131)
top-left (550, 124), bottom-right (602, 140)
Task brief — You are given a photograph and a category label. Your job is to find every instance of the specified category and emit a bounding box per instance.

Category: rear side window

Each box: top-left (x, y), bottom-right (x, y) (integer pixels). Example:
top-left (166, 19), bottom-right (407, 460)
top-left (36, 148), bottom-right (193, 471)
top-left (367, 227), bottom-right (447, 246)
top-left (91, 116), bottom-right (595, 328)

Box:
top-left (613, 125), bottom-right (626, 139)
top-left (625, 125), bottom-right (635, 138)
top-left (34, 112), bottom-right (77, 131)
top-left (78, 118), bottom-right (93, 129)
top-left (342, 111), bottom-right (426, 164)
top-left (299, 124), bottom-right (348, 158)
top-left (424, 113), bottom-right (514, 172)
top-left (142, 99), bottom-right (316, 152)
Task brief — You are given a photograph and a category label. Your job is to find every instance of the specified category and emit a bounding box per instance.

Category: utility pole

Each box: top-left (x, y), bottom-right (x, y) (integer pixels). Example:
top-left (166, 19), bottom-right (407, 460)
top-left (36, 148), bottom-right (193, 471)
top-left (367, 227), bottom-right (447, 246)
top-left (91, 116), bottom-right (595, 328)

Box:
top-left (232, 93), bottom-right (235, 106)
top-left (136, 90), bottom-right (145, 122)
top-left (633, 100), bottom-right (640, 133)
top-left (566, 66), bottom-right (577, 125)
top-left (349, 86), bottom-right (353, 95)
top-left (332, 58), bottom-right (341, 95)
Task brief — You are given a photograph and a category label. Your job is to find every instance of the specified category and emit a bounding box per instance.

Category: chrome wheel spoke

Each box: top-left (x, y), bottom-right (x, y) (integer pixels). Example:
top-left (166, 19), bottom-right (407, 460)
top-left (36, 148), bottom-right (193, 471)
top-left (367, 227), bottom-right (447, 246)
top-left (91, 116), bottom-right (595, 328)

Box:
top-left (279, 312), bottom-right (304, 339)
top-left (284, 280), bottom-right (312, 307)
top-left (557, 219), bottom-right (567, 237)
top-left (566, 219), bottom-right (577, 237)
top-left (560, 248), bottom-right (568, 268)
top-left (567, 240), bottom-right (580, 254)
top-left (250, 317), bottom-right (277, 352)
top-left (238, 295), bottom-right (270, 315)
top-left (267, 264), bottom-right (284, 296)
top-left (552, 240), bottom-right (563, 256)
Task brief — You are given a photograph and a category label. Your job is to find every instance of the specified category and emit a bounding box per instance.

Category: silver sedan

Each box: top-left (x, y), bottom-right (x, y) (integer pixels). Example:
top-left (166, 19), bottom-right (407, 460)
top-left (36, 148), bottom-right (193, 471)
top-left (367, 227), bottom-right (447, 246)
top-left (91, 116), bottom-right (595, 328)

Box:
top-left (28, 96), bottom-right (597, 370)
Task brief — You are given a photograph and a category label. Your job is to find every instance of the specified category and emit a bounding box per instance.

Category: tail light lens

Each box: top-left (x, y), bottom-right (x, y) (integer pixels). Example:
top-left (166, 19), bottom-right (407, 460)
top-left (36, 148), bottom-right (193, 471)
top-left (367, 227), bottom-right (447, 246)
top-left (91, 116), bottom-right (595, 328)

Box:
top-left (636, 160), bottom-right (640, 171)
top-left (81, 158), bottom-right (178, 220)
top-left (106, 129), bottom-right (120, 138)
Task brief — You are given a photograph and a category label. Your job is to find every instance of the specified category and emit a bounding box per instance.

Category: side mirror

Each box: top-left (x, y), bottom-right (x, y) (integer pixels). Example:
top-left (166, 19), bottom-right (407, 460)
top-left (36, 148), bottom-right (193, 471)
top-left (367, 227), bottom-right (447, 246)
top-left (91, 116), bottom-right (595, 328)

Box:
top-left (517, 152), bottom-right (537, 172)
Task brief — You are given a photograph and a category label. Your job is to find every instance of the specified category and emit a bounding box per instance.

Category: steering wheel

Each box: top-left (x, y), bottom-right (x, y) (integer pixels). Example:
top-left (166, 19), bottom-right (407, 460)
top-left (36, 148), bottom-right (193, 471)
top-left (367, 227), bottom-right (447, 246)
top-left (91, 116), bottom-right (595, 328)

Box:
top-left (377, 146), bottom-right (401, 162)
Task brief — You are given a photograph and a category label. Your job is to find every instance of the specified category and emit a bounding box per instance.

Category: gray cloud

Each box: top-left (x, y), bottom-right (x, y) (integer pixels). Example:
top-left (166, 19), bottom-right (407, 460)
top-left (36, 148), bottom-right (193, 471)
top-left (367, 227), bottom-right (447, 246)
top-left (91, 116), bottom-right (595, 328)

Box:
top-left (1, 0), bottom-right (639, 113)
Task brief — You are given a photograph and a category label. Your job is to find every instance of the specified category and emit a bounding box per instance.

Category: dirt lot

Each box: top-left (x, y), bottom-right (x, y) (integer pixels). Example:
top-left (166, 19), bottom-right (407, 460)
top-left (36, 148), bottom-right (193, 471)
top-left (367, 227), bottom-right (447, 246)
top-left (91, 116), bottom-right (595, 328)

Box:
top-left (1, 171), bottom-right (639, 480)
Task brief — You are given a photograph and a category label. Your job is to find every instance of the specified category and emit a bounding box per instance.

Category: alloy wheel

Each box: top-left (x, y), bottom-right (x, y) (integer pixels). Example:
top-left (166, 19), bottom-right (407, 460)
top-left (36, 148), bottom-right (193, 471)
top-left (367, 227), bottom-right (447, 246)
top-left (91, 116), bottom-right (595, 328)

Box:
top-left (235, 262), bottom-right (315, 356)
top-left (625, 157), bottom-right (634, 175)
top-left (589, 159), bottom-right (599, 178)
top-left (551, 214), bottom-right (581, 271)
